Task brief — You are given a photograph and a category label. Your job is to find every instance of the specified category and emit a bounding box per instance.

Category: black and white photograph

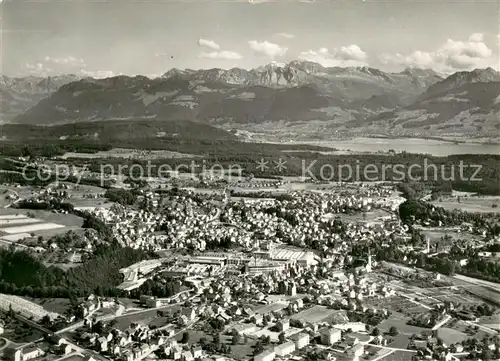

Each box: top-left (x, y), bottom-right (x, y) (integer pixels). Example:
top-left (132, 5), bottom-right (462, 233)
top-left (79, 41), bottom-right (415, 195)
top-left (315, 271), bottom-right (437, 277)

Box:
top-left (0, 0), bottom-right (499, 360)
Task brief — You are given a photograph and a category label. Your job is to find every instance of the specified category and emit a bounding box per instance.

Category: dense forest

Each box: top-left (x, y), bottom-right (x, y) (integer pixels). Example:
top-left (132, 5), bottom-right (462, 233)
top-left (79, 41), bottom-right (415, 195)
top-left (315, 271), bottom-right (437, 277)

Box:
top-left (398, 199), bottom-right (500, 235)
top-left (0, 244), bottom-right (151, 298)
top-left (104, 188), bottom-right (138, 206)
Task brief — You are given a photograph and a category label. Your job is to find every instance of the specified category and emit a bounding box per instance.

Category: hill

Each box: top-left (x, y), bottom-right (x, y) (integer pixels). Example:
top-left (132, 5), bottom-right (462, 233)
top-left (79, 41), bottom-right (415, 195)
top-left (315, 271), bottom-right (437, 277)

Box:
top-left (0, 75), bottom-right (83, 122)
top-left (351, 80), bottom-right (500, 136)
top-left (10, 62), bottom-right (442, 127)
top-left (5, 64), bottom-right (500, 139)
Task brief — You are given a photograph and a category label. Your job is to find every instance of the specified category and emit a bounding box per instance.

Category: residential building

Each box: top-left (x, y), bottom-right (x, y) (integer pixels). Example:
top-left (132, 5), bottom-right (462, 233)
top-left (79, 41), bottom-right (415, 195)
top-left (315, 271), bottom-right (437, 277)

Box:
top-left (320, 328), bottom-right (342, 346)
top-left (97, 337), bottom-right (108, 352)
top-left (290, 332), bottom-right (309, 349)
top-left (254, 349), bottom-right (275, 361)
top-left (276, 319), bottom-right (290, 332)
top-left (274, 341), bottom-right (295, 356)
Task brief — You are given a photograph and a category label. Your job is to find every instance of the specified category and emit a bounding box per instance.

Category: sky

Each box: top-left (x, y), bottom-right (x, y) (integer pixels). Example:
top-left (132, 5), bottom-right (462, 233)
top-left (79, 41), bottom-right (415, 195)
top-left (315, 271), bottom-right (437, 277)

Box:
top-left (1, 0), bottom-right (499, 78)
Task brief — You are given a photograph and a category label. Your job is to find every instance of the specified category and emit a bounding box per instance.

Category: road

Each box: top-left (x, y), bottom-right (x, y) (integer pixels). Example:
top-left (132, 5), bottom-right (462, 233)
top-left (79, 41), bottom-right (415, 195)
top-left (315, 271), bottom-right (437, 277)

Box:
top-left (464, 321), bottom-right (498, 335)
top-left (53, 352), bottom-right (85, 361)
top-left (452, 274), bottom-right (500, 291)
top-left (431, 315), bottom-right (452, 331)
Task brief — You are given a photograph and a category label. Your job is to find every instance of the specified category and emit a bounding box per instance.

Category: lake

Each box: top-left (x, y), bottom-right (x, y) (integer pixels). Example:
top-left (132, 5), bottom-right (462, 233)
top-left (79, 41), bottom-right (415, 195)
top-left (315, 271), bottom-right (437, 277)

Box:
top-left (293, 138), bottom-right (500, 156)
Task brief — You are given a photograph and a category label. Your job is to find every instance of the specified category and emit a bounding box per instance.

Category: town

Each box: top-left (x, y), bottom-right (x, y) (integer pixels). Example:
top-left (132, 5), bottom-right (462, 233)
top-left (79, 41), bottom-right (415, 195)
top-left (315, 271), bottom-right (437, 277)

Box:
top-left (0, 161), bottom-right (499, 361)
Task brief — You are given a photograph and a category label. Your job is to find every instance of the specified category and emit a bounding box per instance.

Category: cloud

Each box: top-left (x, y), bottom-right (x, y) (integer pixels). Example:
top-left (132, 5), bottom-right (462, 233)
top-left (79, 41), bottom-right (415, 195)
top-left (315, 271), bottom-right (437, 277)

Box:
top-left (379, 33), bottom-right (495, 72)
top-left (276, 32), bottom-right (295, 39)
top-left (199, 51), bottom-right (243, 60)
top-left (80, 69), bottom-right (116, 78)
top-left (468, 33), bottom-right (484, 42)
top-left (44, 56), bottom-right (86, 67)
top-left (24, 62), bottom-right (53, 76)
top-left (198, 38), bottom-right (220, 50)
top-left (248, 40), bottom-right (288, 58)
top-left (248, 0), bottom-right (269, 4)
top-left (298, 45), bottom-right (368, 67)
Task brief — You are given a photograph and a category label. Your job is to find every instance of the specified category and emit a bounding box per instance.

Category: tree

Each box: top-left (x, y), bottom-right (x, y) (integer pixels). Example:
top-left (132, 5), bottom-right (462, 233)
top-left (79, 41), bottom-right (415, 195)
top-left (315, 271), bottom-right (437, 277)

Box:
top-left (278, 332), bottom-right (286, 344)
top-left (40, 315), bottom-right (51, 327)
top-left (108, 319), bottom-right (118, 329)
top-left (372, 327), bottom-right (380, 336)
top-left (232, 333), bottom-right (240, 345)
top-left (388, 326), bottom-right (398, 336)
top-left (181, 332), bottom-right (190, 344)
top-left (92, 320), bottom-right (104, 334)
top-left (254, 341), bottom-right (264, 356)
top-left (213, 333), bottom-right (221, 346)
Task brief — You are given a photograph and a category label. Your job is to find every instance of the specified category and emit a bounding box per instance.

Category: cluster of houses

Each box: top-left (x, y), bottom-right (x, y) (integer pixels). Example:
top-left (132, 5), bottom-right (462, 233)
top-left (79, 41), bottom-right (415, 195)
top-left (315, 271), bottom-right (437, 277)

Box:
top-left (86, 185), bottom-right (406, 261)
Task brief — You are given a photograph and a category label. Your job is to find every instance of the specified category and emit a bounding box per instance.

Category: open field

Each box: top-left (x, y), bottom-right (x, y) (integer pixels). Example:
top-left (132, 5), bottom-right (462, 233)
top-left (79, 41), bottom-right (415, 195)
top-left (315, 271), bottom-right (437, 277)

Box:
top-left (436, 327), bottom-right (468, 345)
top-left (324, 208), bottom-right (393, 224)
top-left (0, 186), bottom-right (39, 206)
top-left (430, 195), bottom-right (500, 214)
top-left (0, 209), bottom-right (83, 243)
top-left (112, 304), bottom-right (181, 331)
top-left (377, 312), bottom-right (428, 349)
top-left (1, 222), bottom-right (65, 234)
top-left (290, 305), bottom-right (349, 324)
top-left (0, 209), bottom-right (83, 227)
top-left (419, 228), bottom-right (478, 243)
top-left (366, 296), bottom-right (429, 316)
top-left (446, 319), bottom-right (491, 340)
top-left (28, 298), bottom-right (71, 315)
top-left (59, 148), bottom-right (200, 160)
top-left (0, 294), bottom-right (61, 320)
top-left (253, 302), bottom-right (289, 315)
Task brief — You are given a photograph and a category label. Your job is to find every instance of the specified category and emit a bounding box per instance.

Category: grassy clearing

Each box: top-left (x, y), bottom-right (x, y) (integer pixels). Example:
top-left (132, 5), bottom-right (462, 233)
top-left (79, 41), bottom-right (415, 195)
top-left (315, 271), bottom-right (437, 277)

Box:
top-left (376, 312), bottom-right (427, 349)
top-left (430, 195), bottom-right (500, 214)
top-left (28, 298), bottom-right (71, 314)
top-left (0, 209), bottom-right (83, 227)
top-left (113, 305), bottom-right (181, 331)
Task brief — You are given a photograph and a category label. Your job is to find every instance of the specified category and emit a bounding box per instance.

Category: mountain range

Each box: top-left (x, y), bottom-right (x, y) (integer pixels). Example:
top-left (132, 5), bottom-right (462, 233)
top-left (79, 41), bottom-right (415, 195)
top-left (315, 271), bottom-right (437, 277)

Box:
top-left (2, 62), bottom-right (499, 140)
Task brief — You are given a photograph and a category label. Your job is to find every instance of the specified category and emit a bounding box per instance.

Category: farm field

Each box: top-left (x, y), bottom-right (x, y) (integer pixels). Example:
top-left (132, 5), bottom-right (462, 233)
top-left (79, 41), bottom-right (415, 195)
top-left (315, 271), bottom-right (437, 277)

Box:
top-left (0, 293), bottom-right (61, 320)
top-left (58, 148), bottom-right (200, 160)
top-left (0, 209), bottom-right (83, 244)
top-left (0, 209), bottom-right (82, 227)
top-left (430, 195), bottom-right (500, 214)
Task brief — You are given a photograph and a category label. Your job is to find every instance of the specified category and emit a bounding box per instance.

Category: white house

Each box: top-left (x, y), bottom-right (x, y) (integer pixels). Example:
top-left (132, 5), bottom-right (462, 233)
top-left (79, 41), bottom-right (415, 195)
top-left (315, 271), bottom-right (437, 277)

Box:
top-left (320, 328), bottom-right (341, 346)
top-left (274, 341), bottom-right (295, 356)
top-left (254, 349), bottom-right (276, 361)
